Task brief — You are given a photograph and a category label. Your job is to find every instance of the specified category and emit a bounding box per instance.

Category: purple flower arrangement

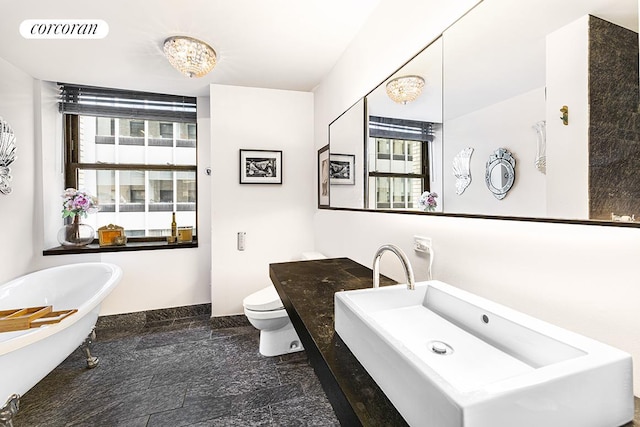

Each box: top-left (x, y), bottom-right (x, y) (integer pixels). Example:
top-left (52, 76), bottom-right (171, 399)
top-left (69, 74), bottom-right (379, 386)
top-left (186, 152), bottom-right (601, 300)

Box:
top-left (418, 191), bottom-right (438, 212)
top-left (61, 188), bottom-right (99, 219)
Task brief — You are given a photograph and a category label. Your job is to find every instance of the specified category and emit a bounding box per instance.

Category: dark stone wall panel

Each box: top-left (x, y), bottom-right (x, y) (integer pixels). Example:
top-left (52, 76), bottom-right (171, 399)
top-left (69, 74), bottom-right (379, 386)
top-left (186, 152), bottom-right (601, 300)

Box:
top-left (589, 15), bottom-right (640, 220)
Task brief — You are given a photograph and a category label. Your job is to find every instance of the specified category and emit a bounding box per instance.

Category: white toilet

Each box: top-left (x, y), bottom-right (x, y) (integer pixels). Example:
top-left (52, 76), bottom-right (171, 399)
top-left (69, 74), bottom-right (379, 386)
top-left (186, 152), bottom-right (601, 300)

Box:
top-left (243, 252), bottom-right (326, 356)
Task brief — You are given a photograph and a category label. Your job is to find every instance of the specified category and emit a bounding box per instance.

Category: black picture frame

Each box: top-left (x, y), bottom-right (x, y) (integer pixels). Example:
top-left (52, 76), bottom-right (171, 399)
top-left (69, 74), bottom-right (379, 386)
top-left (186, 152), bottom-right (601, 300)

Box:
top-left (239, 149), bottom-right (283, 184)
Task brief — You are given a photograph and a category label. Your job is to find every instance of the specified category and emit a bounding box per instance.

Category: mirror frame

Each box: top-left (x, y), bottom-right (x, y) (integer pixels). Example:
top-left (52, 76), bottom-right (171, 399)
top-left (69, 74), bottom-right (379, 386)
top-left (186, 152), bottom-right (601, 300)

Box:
top-left (485, 148), bottom-right (516, 200)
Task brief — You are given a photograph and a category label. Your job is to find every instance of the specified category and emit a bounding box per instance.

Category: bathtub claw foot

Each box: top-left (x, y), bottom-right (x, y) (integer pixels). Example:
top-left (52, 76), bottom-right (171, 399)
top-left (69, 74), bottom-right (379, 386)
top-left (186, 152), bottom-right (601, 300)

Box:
top-left (80, 329), bottom-right (100, 369)
top-left (85, 354), bottom-right (99, 369)
top-left (0, 394), bottom-right (20, 427)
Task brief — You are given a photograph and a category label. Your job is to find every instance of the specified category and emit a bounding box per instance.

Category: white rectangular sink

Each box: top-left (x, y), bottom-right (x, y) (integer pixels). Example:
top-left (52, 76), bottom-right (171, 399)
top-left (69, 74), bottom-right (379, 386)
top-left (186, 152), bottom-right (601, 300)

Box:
top-left (334, 281), bottom-right (634, 427)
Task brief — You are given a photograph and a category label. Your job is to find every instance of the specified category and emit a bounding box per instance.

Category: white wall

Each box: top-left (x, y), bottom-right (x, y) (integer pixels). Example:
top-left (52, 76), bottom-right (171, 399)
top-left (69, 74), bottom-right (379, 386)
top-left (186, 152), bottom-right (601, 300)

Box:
top-left (209, 84), bottom-right (315, 316)
top-left (0, 57), bottom-right (37, 284)
top-left (444, 88), bottom-right (547, 217)
top-left (313, 0), bottom-right (640, 393)
top-left (546, 16), bottom-right (590, 219)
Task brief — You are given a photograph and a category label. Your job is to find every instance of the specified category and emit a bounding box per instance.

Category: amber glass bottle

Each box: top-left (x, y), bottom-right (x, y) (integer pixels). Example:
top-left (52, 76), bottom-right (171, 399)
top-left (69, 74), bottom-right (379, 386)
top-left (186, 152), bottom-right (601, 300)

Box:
top-left (171, 212), bottom-right (177, 238)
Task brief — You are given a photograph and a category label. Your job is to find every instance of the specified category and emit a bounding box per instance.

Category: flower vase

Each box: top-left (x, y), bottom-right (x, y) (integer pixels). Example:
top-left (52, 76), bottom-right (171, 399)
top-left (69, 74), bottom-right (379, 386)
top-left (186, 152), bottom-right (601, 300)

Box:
top-left (57, 216), bottom-right (95, 247)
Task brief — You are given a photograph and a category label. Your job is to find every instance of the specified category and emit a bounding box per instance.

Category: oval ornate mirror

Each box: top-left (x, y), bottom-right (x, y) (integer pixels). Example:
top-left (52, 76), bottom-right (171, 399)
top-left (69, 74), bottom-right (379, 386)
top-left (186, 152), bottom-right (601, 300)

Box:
top-left (485, 148), bottom-right (515, 200)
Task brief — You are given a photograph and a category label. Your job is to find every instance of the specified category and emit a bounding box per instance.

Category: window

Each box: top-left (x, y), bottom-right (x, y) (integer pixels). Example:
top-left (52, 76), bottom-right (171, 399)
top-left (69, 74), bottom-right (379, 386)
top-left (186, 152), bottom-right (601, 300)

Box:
top-left (129, 120), bottom-right (145, 137)
top-left (367, 116), bottom-right (433, 210)
top-left (59, 84), bottom-right (198, 243)
top-left (159, 122), bottom-right (173, 138)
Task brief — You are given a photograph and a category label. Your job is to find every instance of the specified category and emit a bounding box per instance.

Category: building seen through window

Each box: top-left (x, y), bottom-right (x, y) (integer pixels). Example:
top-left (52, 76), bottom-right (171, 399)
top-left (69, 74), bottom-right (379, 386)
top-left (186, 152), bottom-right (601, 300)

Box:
top-left (367, 116), bottom-right (434, 210)
top-left (370, 138), bottom-right (424, 209)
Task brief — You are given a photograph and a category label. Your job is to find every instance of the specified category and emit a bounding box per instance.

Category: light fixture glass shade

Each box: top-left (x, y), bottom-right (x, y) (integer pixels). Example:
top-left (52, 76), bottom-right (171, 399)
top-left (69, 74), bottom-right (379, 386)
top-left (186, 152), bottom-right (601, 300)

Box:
top-left (385, 75), bottom-right (425, 104)
top-left (163, 36), bottom-right (217, 78)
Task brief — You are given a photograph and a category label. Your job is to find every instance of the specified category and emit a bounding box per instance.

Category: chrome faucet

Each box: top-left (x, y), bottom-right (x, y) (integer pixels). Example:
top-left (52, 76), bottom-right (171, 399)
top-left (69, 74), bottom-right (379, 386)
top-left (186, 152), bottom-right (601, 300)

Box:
top-left (372, 244), bottom-right (415, 290)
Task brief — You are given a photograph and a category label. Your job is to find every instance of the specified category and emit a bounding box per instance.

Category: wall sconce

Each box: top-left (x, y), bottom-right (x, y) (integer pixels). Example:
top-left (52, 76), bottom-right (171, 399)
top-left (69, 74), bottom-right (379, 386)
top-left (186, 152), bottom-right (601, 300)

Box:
top-left (385, 75), bottom-right (425, 104)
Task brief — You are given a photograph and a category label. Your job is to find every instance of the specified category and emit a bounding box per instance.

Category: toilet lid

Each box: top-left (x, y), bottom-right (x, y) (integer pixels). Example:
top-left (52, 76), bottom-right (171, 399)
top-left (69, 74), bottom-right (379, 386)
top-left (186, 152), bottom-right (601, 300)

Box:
top-left (243, 285), bottom-right (284, 311)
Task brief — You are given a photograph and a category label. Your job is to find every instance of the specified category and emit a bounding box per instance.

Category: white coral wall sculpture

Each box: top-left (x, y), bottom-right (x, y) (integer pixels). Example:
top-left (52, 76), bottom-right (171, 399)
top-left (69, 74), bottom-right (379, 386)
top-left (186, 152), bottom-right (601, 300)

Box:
top-left (452, 147), bottom-right (473, 195)
top-left (0, 118), bottom-right (16, 195)
top-left (533, 120), bottom-right (546, 174)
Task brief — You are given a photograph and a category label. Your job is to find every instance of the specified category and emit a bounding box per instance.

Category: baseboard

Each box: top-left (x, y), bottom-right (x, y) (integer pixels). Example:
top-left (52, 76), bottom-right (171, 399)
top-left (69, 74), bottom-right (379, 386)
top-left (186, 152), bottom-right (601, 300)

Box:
top-left (210, 314), bottom-right (250, 329)
top-left (96, 303), bottom-right (212, 331)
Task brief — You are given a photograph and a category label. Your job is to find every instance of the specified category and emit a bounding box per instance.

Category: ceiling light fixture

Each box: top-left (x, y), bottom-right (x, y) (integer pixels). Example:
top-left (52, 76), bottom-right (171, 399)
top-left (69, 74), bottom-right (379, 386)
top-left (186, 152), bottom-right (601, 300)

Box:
top-left (163, 36), bottom-right (217, 78)
top-left (385, 75), bottom-right (425, 104)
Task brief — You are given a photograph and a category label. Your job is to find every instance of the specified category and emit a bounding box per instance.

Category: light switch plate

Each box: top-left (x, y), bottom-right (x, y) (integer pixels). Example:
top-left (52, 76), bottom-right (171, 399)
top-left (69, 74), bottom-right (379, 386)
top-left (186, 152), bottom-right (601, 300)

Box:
top-left (237, 232), bottom-right (246, 251)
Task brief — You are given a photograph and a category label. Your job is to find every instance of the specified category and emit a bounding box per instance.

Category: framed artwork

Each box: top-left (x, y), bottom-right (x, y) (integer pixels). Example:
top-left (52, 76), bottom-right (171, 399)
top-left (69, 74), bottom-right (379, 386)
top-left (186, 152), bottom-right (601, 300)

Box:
top-left (318, 145), bottom-right (330, 207)
top-left (239, 149), bottom-right (283, 184)
top-left (98, 224), bottom-right (126, 246)
top-left (329, 153), bottom-right (355, 185)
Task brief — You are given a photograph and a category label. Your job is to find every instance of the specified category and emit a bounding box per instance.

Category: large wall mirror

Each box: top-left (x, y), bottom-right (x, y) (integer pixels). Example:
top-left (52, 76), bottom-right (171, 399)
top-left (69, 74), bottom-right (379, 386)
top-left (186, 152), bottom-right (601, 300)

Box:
top-left (325, 0), bottom-right (640, 226)
top-left (328, 98), bottom-right (365, 209)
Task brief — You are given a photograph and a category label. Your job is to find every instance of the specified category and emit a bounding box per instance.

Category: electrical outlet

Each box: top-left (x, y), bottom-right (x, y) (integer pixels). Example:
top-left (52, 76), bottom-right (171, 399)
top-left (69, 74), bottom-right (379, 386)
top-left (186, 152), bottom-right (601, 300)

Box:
top-left (413, 235), bottom-right (432, 254)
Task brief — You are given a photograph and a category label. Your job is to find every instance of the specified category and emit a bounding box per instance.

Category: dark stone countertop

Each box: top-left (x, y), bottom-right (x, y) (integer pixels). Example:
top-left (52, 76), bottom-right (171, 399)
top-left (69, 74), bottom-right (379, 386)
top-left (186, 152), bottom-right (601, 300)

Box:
top-left (269, 257), bottom-right (639, 427)
top-left (270, 257), bottom-right (405, 426)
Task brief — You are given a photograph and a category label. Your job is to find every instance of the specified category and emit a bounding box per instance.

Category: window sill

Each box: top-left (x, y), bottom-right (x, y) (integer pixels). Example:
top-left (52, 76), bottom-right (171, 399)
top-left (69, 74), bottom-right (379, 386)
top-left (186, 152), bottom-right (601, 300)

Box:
top-left (43, 240), bottom-right (198, 256)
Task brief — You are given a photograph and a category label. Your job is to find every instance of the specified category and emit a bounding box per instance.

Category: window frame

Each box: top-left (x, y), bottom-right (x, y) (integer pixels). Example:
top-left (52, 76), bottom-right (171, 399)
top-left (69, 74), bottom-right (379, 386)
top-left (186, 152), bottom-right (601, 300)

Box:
top-left (57, 85), bottom-right (199, 250)
top-left (367, 137), bottom-right (429, 210)
top-left (367, 115), bottom-right (433, 210)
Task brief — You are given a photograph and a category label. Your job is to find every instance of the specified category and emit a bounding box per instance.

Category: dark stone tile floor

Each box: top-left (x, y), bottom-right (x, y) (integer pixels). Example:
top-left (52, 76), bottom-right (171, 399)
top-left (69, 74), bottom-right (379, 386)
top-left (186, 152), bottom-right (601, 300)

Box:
top-left (14, 319), bottom-right (340, 426)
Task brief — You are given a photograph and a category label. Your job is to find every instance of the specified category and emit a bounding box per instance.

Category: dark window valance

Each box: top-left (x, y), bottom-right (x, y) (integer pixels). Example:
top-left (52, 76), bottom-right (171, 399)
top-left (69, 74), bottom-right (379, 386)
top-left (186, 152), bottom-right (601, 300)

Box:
top-left (369, 115), bottom-right (434, 142)
top-left (58, 83), bottom-right (197, 123)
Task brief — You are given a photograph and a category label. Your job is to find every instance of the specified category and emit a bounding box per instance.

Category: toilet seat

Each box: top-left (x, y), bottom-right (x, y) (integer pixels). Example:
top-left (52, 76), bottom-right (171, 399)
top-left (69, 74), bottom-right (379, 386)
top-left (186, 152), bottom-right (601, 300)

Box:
top-left (243, 306), bottom-right (287, 321)
top-left (242, 285), bottom-right (284, 311)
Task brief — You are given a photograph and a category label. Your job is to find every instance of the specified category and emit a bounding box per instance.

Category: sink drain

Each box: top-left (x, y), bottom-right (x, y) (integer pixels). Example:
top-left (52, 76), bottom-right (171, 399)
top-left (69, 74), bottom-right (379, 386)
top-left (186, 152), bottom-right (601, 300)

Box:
top-left (428, 340), bottom-right (453, 355)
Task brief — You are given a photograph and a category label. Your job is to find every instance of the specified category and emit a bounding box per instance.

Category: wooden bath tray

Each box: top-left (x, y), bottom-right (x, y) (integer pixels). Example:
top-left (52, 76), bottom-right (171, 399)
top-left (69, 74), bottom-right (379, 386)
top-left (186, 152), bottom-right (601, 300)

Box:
top-left (0, 306), bottom-right (77, 332)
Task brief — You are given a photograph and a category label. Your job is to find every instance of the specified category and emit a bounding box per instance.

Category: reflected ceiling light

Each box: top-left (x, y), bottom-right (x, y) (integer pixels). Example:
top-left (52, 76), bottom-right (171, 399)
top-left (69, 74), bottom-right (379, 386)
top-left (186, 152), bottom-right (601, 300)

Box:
top-left (163, 36), bottom-right (217, 78)
top-left (385, 75), bottom-right (425, 104)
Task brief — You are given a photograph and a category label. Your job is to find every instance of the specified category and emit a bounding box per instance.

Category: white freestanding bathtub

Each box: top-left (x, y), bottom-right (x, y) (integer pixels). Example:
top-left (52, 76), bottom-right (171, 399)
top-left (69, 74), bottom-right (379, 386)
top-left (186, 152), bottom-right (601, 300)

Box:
top-left (0, 262), bottom-right (122, 422)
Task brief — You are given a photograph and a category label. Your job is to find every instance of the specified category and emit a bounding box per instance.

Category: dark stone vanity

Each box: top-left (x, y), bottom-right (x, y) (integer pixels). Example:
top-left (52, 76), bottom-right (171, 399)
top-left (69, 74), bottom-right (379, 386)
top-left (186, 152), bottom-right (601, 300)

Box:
top-left (270, 257), bottom-right (406, 426)
top-left (269, 257), bottom-right (640, 427)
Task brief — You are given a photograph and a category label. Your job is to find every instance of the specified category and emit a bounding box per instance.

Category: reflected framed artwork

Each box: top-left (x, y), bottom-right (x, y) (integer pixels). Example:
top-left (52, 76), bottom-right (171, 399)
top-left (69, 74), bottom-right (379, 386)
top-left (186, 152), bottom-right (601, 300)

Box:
top-left (329, 153), bottom-right (355, 185)
top-left (318, 145), bottom-right (330, 207)
top-left (239, 149), bottom-right (283, 184)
